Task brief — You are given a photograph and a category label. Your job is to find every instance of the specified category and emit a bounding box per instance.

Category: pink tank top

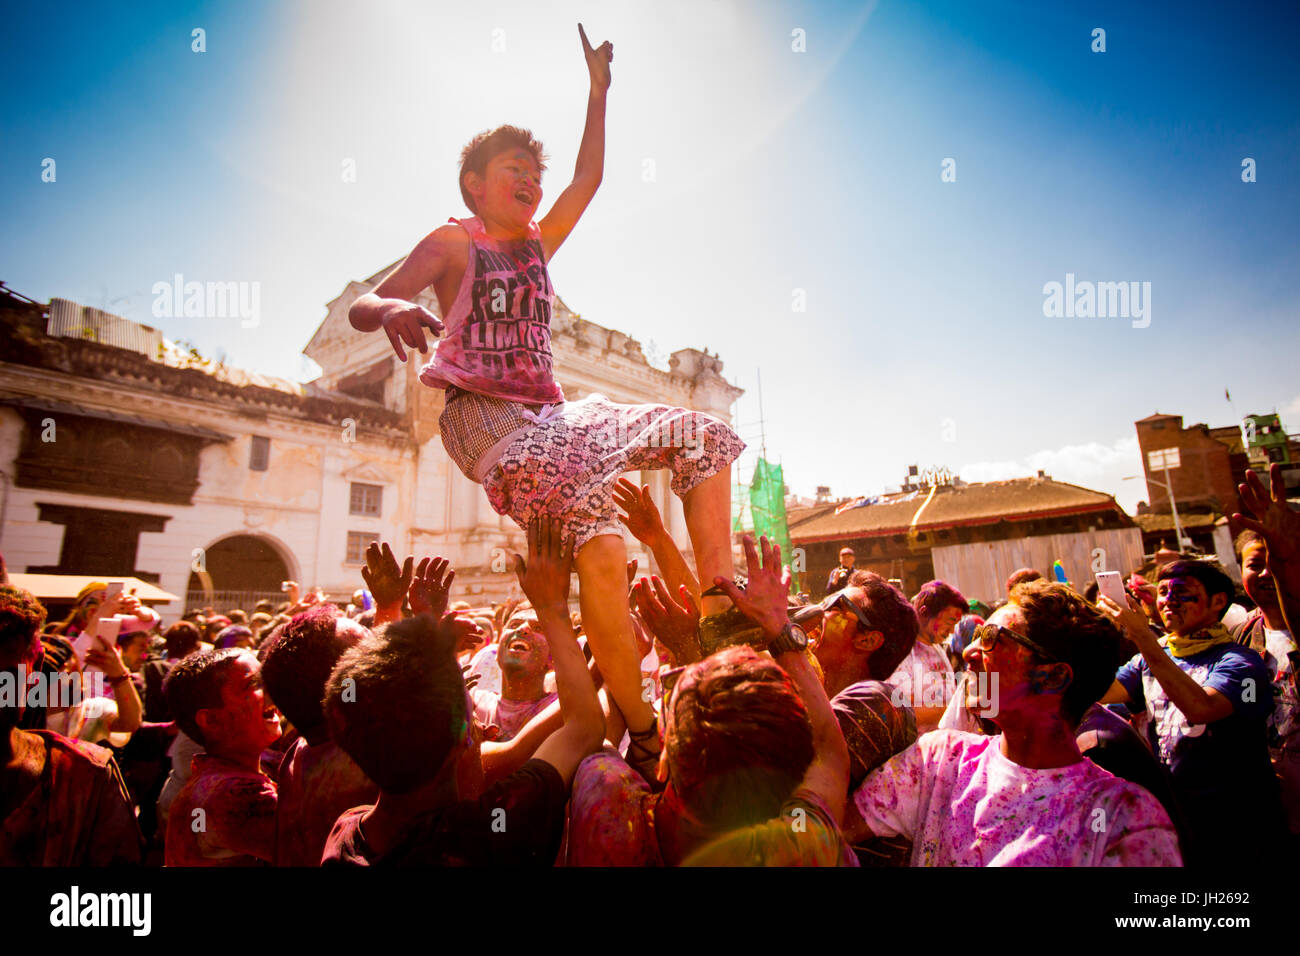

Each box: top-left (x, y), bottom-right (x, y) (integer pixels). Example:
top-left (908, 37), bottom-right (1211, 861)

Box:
top-left (418, 217), bottom-right (565, 405)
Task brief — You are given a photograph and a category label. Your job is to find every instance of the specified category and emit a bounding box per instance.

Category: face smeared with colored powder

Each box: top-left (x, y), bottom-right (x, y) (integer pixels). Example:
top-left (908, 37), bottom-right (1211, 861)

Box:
top-left (925, 606), bottom-right (964, 644)
top-left (1156, 576), bottom-right (1220, 635)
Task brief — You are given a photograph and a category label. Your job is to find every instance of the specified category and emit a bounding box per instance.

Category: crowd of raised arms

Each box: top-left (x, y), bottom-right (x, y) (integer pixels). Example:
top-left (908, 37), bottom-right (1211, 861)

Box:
top-left (1, 464), bottom-right (1296, 868)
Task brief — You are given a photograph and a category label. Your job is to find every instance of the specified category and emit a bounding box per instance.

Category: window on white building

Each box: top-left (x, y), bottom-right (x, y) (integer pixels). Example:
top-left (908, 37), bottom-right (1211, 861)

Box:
top-left (346, 531), bottom-right (380, 564)
top-left (349, 482), bottom-right (383, 516)
top-left (249, 435), bottom-right (270, 471)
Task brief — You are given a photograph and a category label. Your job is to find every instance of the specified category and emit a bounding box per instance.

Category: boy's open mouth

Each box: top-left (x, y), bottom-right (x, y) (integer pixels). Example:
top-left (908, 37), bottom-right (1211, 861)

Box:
top-left (514, 190), bottom-right (534, 205)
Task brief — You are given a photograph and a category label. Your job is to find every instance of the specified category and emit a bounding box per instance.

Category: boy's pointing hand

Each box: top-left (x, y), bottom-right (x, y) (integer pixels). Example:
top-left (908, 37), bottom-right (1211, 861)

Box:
top-left (578, 23), bottom-right (612, 92)
top-left (381, 301), bottom-right (443, 362)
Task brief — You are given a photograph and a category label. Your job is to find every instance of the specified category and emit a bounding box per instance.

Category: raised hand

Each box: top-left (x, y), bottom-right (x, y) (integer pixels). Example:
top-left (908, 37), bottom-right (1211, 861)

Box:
top-left (1097, 595), bottom-right (1160, 650)
top-left (613, 478), bottom-right (666, 546)
top-left (361, 541), bottom-right (414, 617)
top-left (119, 591), bottom-right (145, 619)
top-left (441, 612), bottom-right (486, 655)
top-left (381, 301), bottom-right (444, 363)
top-left (578, 23), bottom-right (612, 92)
top-left (86, 644), bottom-right (129, 681)
top-left (95, 589), bottom-right (127, 621)
top-left (512, 517), bottom-right (575, 616)
top-left (711, 535), bottom-right (791, 639)
top-left (1235, 463), bottom-right (1300, 563)
top-left (462, 664), bottom-right (481, 693)
top-left (409, 555), bottom-right (456, 619)
top-left (632, 575), bottom-right (702, 665)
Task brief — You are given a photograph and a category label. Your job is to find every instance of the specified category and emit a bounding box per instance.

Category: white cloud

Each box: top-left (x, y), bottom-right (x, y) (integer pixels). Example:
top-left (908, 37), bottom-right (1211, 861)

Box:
top-left (960, 437), bottom-right (1145, 512)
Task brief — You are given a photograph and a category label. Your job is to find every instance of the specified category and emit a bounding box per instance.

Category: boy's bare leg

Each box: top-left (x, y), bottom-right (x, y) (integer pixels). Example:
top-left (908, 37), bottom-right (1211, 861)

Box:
top-left (574, 534), bottom-right (658, 738)
top-left (681, 466), bottom-right (735, 616)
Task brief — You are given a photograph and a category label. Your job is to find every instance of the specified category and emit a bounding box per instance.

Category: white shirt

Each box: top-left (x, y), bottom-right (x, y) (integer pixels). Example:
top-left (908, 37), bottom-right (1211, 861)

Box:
top-left (853, 730), bottom-right (1181, 866)
top-left (1262, 627), bottom-right (1299, 751)
top-left (886, 640), bottom-right (956, 710)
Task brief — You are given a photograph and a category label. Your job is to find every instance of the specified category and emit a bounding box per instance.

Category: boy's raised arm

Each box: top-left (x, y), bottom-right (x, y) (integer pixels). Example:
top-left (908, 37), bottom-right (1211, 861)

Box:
top-left (540, 23), bottom-right (612, 261)
top-left (349, 226), bottom-right (462, 361)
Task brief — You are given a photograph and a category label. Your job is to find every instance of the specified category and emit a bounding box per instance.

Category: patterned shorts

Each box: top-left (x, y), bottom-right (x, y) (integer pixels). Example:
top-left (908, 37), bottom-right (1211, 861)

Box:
top-left (482, 394), bottom-right (746, 551)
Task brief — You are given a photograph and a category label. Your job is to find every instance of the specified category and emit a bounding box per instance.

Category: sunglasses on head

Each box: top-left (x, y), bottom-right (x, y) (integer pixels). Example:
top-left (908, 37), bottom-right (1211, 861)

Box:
top-left (973, 623), bottom-right (1058, 662)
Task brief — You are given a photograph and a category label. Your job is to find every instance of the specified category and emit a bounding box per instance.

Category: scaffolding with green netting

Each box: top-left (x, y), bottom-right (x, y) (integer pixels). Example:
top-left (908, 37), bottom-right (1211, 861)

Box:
top-left (734, 457), bottom-right (796, 593)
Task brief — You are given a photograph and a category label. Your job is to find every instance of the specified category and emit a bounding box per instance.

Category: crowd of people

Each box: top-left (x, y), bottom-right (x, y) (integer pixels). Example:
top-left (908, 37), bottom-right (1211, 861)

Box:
top-left (1, 465), bottom-right (1296, 867)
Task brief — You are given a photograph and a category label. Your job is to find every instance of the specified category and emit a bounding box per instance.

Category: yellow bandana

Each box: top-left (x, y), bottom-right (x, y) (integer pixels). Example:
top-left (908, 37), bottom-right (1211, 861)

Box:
top-left (1162, 623), bottom-right (1234, 659)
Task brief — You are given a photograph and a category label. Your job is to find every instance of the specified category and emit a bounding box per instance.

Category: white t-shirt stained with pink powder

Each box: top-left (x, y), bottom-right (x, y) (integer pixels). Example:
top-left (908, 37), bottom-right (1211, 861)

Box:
top-left (852, 730), bottom-right (1181, 866)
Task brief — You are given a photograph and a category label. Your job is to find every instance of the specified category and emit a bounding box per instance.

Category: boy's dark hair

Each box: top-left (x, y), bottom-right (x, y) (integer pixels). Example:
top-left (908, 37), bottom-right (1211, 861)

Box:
top-left (0, 585), bottom-right (46, 660)
top-left (912, 580), bottom-right (967, 622)
top-left (848, 571), bottom-right (919, 679)
top-left (261, 605), bottom-right (356, 736)
top-left (164, 649), bottom-right (246, 747)
top-left (667, 645), bottom-right (814, 831)
top-left (324, 615), bottom-right (466, 795)
top-left (215, 625), bottom-right (253, 649)
top-left (1234, 529), bottom-right (1265, 562)
top-left (1156, 559), bottom-right (1236, 620)
top-left (1010, 580), bottom-right (1125, 726)
top-left (458, 126), bottom-right (548, 214)
top-left (1006, 567), bottom-right (1042, 593)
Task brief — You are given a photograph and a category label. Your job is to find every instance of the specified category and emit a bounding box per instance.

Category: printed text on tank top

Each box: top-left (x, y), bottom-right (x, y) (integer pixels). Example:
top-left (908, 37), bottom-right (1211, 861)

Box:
top-left (417, 216), bottom-right (564, 405)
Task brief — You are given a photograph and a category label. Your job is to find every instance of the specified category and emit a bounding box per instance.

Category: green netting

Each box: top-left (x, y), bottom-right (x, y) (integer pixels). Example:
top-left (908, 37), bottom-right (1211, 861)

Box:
top-left (748, 458), bottom-right (794, 591)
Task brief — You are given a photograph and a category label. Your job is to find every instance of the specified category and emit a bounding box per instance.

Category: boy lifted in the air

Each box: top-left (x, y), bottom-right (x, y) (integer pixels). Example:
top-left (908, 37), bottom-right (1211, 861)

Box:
top-left (349, 24), bottom-right (745, 783)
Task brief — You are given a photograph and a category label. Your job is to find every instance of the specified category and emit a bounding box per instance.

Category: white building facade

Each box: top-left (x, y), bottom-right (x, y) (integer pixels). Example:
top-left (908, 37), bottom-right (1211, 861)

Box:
top-left (0, 275), bottom-right (742, 617)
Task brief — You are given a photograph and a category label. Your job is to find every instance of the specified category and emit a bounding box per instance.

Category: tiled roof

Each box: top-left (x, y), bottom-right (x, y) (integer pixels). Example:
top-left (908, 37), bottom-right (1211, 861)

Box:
top-left (786, 502), bottom-right (839, 529)
top-left (1133, 512), bottom-right (1221, 533)
top-left (790, 478), bottom-right (1122, 543)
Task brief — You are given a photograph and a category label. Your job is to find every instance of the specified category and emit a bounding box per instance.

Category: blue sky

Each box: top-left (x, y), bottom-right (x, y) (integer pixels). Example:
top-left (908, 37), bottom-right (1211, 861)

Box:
top-left (3, 0), bottom-right (1297, 514)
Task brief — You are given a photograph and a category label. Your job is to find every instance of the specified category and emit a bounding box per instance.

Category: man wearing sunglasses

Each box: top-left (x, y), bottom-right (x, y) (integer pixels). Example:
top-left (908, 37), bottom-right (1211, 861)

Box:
top-left (846, 581), bottom-right (1180, 865)
top-left (801, 580), bottom-right (919, 700)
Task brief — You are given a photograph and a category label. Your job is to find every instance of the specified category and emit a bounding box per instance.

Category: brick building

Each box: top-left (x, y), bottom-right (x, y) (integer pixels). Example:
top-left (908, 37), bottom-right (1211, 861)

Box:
top-left (1132, 411), bottom-right (1300, 564)
top-left (1134, 413), bottom-right (1242, 520)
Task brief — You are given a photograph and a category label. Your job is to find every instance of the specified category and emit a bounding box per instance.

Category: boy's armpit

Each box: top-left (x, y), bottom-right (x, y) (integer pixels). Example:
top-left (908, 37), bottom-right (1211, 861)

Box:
top-left (373, 224), bottom-right (468, 301)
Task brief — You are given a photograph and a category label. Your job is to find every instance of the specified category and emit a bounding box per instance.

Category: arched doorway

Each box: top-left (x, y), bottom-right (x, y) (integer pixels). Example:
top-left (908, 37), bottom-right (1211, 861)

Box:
top-left (185, 534), bottom-right (295, 613)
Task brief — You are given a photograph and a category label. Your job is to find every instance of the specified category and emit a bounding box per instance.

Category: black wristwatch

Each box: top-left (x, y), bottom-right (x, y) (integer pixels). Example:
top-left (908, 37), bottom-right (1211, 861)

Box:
top-left (767, 621), bottom-right (809, 656)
